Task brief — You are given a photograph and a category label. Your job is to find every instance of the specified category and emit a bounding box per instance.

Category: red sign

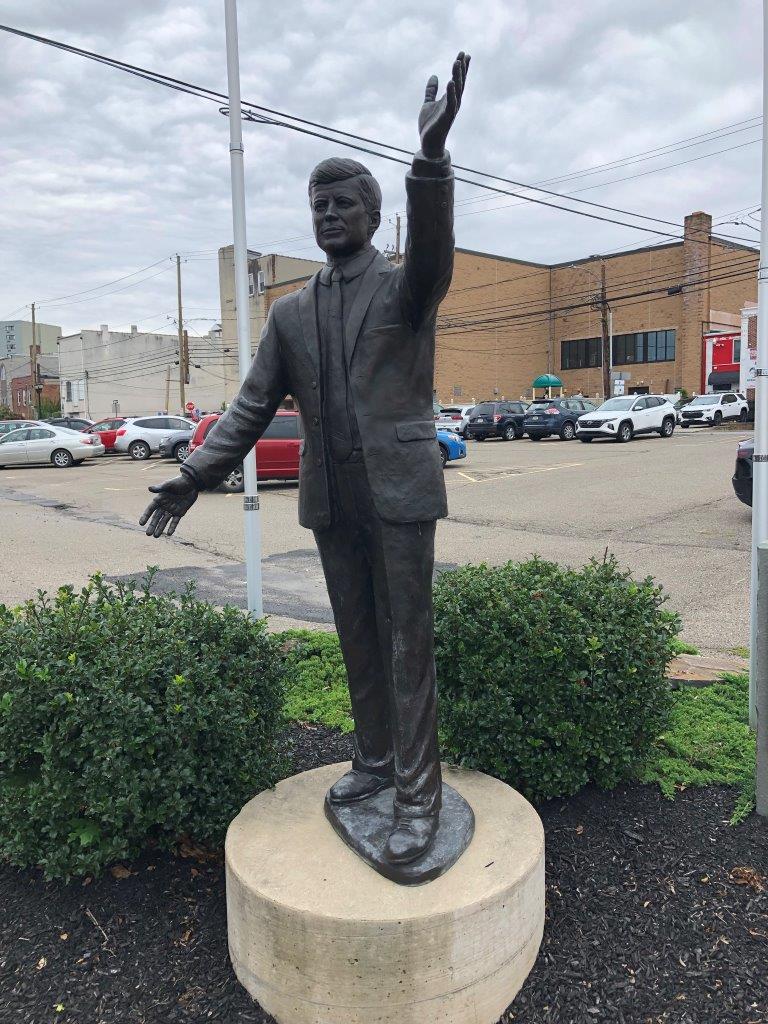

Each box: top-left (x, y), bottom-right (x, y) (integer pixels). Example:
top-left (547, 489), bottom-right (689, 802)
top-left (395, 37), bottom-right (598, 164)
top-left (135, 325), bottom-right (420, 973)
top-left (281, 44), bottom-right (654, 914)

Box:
top-left (186, 402), bottom-right (195, 412)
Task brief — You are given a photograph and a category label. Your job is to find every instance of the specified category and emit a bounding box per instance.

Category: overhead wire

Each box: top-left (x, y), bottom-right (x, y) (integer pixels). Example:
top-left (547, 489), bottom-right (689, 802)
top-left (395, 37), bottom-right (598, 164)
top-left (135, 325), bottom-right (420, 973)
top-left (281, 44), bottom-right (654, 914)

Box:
top-left (0, 23), bottom-right (757, 246)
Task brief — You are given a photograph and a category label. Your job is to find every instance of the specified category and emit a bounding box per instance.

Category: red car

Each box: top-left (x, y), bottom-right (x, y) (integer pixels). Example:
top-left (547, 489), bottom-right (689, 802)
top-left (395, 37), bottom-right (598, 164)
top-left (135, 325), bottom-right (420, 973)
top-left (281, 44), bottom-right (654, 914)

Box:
top-left (86, 417), bottom-right (128, 452)
top-left (188, 410), bottom-right (301, 492)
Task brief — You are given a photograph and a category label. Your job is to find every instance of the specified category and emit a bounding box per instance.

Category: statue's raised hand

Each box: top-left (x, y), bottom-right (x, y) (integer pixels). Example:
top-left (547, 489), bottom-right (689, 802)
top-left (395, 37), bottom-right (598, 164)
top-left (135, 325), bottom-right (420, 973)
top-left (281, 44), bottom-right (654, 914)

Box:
top-left (418, 51), bottom-right (470, 160)
top-left (139, 474), bottom-right (198, 538)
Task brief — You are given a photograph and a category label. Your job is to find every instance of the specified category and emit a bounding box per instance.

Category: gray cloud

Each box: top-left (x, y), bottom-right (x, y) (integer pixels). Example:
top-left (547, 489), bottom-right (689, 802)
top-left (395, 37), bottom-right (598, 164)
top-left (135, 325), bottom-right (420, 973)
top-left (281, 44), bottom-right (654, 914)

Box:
top-left (0, 0), bottom-right (761, 335)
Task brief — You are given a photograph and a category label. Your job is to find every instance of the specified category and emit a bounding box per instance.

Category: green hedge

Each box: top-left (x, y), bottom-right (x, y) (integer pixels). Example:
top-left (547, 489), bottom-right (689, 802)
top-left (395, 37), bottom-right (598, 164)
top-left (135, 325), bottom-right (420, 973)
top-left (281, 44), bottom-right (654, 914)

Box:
top-left (0, 574), bottom-right (285, 878)
top-left (434, 556), bottom-right (679, 802)
top-left (281, 630), bottom-right (353, 732)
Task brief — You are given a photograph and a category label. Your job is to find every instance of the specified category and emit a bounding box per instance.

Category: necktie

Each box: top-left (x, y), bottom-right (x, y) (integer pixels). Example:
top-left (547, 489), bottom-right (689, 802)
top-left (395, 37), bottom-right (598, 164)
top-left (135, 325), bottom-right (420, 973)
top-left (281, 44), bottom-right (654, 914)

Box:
top-left (325, 267), bottom-right (354, 461)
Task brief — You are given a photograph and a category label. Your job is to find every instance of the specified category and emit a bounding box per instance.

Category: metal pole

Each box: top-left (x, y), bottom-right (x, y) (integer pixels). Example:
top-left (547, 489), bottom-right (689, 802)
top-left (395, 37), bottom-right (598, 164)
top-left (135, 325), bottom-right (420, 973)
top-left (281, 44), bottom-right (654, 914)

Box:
top-left (750, 0), bottom-right (768, 727)
top-left (757, 542), bottom-right (768, 816)
top-left (176, 255), bottom-right (186, 415)
top-left (224, 0), bottom-right (263, 617)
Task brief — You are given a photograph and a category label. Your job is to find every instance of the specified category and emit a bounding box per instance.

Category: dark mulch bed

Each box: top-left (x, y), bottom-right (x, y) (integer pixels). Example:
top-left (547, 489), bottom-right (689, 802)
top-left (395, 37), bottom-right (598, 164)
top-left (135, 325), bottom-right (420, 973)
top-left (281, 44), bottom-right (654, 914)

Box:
top-left (1, 726), bottom-right (767, 1024)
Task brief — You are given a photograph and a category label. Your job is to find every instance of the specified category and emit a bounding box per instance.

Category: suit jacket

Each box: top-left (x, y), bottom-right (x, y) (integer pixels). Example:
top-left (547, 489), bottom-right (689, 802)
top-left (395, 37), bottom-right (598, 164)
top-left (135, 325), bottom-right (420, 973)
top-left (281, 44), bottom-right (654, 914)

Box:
top-left (182, 155), bottom-right (455, 530)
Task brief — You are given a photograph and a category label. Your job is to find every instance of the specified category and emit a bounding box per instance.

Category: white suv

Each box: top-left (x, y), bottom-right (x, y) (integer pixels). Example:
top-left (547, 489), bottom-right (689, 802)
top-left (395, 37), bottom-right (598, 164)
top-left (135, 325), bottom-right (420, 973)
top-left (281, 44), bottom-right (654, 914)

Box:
top-left (680, 392), bottom-right (749, 428)
top-left (576, 395), bottom-right (677, 443)
top-left (114, 415), bottom-right (194, 460)
top-left (435, 404), bottom-right (475, 437)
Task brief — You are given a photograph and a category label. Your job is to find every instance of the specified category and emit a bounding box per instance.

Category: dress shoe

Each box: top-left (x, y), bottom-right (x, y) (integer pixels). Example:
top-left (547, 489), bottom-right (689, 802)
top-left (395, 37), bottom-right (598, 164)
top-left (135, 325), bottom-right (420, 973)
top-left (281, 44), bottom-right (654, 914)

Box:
top-left (328, 769), bottom-right (394, 804)
top-left (383, 814), bottom-right (439, 864)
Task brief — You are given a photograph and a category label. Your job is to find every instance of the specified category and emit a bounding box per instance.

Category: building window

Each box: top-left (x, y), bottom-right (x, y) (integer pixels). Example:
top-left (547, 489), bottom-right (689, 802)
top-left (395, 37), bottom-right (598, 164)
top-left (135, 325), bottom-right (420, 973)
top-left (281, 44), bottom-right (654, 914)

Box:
top-left (65, 381), bottom-right (73, 402)
top-left (734, 338), bottom-right (741, 362)
top-left (613, 329), bottom-right (676, 365)
top-left (561, 336), bottom-right (602, 370)
top-left (453, 384), bottom-right (463, 397)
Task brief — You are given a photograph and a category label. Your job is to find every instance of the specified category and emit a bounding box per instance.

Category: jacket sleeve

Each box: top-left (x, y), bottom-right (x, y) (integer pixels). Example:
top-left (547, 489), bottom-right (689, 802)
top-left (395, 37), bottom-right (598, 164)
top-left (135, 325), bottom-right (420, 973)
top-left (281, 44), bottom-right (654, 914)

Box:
top-left (181, 304), bottom-right (288, 490)
top-left (400, 150), bottom-right (455, 331)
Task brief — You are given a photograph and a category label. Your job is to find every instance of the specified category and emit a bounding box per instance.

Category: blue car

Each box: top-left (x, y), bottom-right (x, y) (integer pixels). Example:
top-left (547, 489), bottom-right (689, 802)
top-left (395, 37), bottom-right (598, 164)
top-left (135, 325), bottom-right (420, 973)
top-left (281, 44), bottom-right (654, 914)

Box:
top-left (437, 427), bottom-right (467, 468)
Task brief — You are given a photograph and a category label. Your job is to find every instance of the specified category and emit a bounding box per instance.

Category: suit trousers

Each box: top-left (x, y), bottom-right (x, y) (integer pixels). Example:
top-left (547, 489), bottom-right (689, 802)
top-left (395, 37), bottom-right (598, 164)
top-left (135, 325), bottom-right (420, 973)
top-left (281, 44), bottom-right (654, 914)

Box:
top-left (313, 454), bottom-right (442, 819)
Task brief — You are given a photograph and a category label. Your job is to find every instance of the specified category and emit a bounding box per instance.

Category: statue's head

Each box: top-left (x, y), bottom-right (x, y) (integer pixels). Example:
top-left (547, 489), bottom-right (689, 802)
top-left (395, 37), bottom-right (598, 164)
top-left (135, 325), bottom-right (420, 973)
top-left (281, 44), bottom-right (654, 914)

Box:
top-left (308, 158), bottom-right (382, 259)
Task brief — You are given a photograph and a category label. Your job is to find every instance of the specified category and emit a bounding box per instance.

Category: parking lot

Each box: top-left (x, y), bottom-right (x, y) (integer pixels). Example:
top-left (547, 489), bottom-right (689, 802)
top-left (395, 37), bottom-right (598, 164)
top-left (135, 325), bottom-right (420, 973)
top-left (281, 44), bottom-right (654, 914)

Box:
top-left (0, 426), bottom-right (752, 652)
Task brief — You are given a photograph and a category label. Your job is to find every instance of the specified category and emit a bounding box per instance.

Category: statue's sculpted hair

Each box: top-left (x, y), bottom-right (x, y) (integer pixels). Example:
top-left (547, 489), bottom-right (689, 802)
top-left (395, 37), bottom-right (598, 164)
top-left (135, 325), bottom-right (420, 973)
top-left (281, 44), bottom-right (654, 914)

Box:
top-left (308, 158), bottom-right (382, 215)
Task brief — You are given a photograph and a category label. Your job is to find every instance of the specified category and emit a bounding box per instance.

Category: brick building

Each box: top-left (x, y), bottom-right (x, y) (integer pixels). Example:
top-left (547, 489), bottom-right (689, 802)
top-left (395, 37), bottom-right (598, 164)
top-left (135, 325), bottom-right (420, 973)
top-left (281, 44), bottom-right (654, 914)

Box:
top-left (252, 210), bottom-right (757, 404)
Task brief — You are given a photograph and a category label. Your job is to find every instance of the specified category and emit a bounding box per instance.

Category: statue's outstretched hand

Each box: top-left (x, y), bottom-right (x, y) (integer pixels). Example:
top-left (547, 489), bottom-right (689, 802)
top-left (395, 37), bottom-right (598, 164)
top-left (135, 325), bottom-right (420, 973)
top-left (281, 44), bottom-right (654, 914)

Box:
top-left (139, 474), bottom-right (198, 538)
top-left (418, 51), bottom-right (470, 160)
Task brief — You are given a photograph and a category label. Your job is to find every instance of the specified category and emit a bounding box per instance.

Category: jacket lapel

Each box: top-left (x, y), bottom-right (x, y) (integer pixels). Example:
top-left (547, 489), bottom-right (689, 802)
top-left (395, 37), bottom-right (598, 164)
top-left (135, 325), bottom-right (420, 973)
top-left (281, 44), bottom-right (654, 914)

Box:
top-left (298, 274), bottom-right (321, 375)
top-left (346, 256), bottom-right (390, 365)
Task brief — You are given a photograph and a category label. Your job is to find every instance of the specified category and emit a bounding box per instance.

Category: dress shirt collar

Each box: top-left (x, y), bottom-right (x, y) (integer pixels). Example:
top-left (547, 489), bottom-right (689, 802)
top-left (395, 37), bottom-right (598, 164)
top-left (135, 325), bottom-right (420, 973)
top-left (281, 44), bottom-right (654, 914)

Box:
top-left (319, 243), bottom-right (378, 286)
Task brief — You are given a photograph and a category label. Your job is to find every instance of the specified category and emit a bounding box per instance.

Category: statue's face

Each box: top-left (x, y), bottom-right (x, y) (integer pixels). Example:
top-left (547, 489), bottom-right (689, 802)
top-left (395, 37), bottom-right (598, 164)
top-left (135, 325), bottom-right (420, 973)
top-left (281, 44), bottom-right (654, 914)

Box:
top-left (310, 180), bottom-right (380, 258)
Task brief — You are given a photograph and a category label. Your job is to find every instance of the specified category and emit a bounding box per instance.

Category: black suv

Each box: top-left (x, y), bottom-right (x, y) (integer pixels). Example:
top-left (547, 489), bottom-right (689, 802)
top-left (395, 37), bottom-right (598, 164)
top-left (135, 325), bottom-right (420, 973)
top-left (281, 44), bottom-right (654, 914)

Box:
top-left (523, 397), bottom-right (597, 440)
top-left (466, 401), bottom-right (529, 441)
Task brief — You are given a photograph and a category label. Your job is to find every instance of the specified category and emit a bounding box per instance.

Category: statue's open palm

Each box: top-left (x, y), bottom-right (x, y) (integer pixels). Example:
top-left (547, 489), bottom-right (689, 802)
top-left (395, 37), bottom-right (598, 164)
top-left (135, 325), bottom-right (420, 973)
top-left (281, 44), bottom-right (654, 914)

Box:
top-left (418, 52), bottom-right (470, 160)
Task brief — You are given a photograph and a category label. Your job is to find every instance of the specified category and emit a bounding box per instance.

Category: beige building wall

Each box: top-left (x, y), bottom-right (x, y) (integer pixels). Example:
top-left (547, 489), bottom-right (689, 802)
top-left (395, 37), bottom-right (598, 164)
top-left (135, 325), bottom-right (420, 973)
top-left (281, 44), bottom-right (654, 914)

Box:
top-left (218, 247), bottom-right (323, 351)
top-left (58, 325), bottom-right (239, 420)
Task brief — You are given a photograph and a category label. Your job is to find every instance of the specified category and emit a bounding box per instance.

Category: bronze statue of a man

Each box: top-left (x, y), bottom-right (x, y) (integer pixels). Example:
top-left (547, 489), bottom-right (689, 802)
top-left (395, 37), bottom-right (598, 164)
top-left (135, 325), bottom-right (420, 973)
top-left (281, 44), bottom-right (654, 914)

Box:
top-left (141, 53), bottom-right (470, 875)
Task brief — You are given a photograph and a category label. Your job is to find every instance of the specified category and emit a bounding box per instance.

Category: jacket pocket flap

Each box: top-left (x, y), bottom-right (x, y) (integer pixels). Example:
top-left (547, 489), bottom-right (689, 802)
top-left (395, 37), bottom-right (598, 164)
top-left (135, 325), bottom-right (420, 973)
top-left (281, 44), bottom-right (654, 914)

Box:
top-left (396, 420), bottom-right (437, 442)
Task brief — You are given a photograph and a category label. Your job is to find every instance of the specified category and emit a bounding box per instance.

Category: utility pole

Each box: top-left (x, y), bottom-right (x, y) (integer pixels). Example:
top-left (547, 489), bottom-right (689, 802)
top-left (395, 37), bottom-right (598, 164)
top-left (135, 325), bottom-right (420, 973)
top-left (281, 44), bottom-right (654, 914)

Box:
top-left (599, 261), bottom-right (611, 400)
top-left (225, 0), bottom-right (263, 617)
top-left (30, 301), bottom-right (42, 417)
top-left (164, 364), bottom-right (171, 414)
top-left (395, 214), bottom-right (401, 264)
top-left (751, 0), bottom-right (768, 732)
top-left (176, 255), bottom-right (185, 414)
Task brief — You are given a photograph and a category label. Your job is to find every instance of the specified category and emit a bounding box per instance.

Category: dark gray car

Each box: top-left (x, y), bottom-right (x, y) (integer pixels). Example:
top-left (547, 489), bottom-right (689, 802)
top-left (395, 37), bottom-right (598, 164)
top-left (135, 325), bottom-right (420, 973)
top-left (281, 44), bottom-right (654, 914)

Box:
top-left (158, 429), bottom-right (193, 463)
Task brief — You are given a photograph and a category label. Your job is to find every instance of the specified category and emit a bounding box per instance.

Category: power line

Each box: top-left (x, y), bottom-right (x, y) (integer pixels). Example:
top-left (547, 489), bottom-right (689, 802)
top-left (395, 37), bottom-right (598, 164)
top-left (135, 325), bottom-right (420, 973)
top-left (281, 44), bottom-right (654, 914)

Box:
top-left (1, 22), bottom-right (750, 245)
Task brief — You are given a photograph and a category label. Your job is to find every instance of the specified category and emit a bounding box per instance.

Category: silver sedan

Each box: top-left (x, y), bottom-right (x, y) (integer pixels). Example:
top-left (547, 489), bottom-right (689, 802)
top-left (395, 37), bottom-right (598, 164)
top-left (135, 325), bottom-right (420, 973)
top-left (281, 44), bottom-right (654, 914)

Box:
top-left (0, 425), bottom-right (105, 468)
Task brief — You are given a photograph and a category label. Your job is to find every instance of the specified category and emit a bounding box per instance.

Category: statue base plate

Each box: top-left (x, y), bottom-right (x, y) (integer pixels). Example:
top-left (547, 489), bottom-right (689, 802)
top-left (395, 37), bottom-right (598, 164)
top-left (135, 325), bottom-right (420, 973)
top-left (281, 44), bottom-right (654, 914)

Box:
top-left (323, 780), bottom-right (474, 885)
top-left (226, 762), bottom-right (545, 1024)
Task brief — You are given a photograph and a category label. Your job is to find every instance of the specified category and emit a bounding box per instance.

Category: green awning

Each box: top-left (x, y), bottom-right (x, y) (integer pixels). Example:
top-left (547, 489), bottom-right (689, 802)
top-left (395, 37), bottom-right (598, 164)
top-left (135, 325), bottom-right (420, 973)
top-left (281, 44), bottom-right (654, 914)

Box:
top-left (532, 374), bottom-right (563, 388)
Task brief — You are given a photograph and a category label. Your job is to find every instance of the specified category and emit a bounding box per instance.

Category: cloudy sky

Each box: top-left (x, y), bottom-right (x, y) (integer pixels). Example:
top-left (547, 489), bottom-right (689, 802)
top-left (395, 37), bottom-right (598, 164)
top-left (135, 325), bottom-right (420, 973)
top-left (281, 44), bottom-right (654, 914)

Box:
top-left (0, 0), bottom-right (762, 336)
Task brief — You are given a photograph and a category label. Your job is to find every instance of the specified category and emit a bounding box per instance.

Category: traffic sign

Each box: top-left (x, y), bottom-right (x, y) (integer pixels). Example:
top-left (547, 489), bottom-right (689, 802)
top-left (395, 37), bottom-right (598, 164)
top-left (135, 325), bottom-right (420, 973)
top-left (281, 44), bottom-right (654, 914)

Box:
top-left (185, 401), bottom-right (195, 412)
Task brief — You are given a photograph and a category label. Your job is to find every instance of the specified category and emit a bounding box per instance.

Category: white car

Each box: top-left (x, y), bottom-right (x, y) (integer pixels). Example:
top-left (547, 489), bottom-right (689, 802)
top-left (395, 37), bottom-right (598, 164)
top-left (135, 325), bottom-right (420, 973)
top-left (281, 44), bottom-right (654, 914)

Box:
top-left (680, 392), bottom-right (749, 428)
top-left (435, 404), bottom-right (475, 437)
top-left (576, 395), bottom-right (677, 443)
top-left (0, 424), bottom-right (105, 468)
top-left (114, 415), bottom-right (194, 460)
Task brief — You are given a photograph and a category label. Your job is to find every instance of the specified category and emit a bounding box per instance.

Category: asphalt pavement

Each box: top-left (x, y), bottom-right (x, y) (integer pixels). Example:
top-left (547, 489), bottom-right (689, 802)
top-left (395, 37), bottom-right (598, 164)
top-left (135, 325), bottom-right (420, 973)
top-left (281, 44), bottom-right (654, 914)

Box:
top-left (0, 426), bottom-right (752, 651)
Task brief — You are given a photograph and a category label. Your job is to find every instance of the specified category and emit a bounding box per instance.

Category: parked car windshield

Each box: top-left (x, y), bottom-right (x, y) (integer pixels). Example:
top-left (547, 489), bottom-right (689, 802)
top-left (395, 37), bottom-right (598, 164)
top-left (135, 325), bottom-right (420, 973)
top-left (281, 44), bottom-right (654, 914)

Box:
top-left (689, 395), bottom-right (718, 405)
top-left (472, 403), bottom-right (496, 415)
top-left (597, 398), bottom-right (635, 411)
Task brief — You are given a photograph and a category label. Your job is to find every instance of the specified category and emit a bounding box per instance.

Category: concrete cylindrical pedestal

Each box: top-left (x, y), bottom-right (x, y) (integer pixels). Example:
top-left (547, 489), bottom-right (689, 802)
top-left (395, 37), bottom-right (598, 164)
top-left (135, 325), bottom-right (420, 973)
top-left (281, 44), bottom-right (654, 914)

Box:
top-left (226, 762), bottom-right (545, 1024)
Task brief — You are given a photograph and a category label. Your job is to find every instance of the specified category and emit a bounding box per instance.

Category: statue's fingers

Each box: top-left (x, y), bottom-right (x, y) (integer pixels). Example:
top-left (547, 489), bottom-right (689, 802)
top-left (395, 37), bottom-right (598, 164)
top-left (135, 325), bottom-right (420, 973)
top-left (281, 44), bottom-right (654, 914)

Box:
top-left (139, 502), bottom-right (156, 526)
top-left (452, 58), bottom-right (463, 104)
top-left (166, 516), bottom-right (181, 537)
top-left (145, 508), bottom-right (164, 536)
top-left (153, 512), bottom-right (172, 538)
top-left (424, 74), bottom-right (438, 103)
top-left (445, 79), bottom-right (457, 120)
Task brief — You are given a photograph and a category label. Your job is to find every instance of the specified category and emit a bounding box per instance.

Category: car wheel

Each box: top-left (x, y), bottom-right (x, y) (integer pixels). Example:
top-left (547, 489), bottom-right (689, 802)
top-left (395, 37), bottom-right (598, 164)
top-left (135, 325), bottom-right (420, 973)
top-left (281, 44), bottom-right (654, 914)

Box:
top-left (174, 441), bottom-right (190, 463)
top-left (502, 425), bottom-right (516, 441)
top-left (579, 437), bottom-right (593, 443)
top-left (51, 448), bottom-right (74, 468)
top-left (740, 408), bottom-right (748, 423)
top-left (559, 421), bottom-right (576, 441)
top-left (461, 427), bottom-right (469, 439)
top-left (129, 440), bottom-right (151, 461)
top-left (220, 466), bottom-right (245, 493)
top-left (713, 411), bottom-right (722, 426)
top-left (616, 420), bottom-right (633, 443)
top-left (439, 443), bottom-right (449, 468)
top-left (660, 416), bottom-right (675, 438)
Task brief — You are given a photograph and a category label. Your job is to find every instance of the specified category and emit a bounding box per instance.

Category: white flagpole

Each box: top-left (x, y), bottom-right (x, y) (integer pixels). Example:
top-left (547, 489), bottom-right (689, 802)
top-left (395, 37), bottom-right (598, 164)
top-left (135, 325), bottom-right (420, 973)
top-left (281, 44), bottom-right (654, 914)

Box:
top-left (224, 0), bottom-right (263, 617)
